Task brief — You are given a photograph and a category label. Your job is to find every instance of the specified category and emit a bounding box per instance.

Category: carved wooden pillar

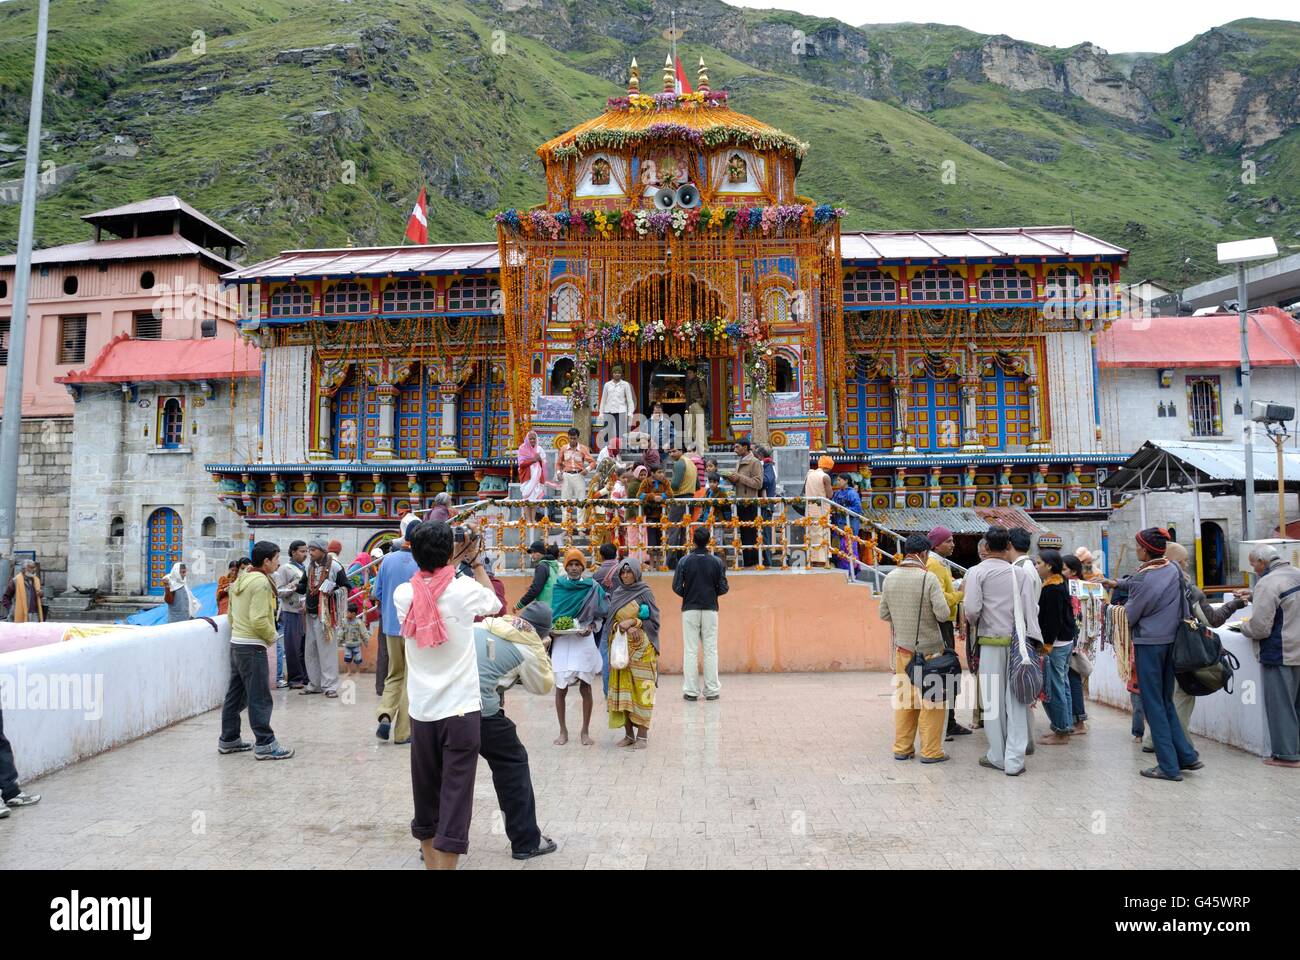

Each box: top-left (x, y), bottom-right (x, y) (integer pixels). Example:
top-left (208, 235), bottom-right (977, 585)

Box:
top-left (310, 359), bottom-right (351, 461)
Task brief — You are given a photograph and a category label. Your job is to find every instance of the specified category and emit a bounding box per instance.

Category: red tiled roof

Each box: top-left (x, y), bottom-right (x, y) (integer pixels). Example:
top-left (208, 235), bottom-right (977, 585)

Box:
top-left (1098, 307), bottom-right (1300, 368)
top-left (56, 334), bottom-right (260, 385)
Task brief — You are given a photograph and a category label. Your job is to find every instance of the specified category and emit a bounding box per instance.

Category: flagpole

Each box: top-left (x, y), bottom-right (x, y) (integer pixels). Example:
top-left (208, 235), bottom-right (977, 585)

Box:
top-left (671, 9), bottom-right (678, 94)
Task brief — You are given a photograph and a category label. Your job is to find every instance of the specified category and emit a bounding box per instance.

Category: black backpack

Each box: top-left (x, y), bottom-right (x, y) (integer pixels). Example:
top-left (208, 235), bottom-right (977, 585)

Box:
top-left (1177, 650), bottom-right (1240, 697)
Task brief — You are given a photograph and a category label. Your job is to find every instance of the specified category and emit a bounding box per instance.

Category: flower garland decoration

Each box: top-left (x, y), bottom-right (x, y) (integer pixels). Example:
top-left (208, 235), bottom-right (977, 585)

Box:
top-left (605, 90), bottom-right (730, 111)
top-left (495, 203), bottom-right (844, 240)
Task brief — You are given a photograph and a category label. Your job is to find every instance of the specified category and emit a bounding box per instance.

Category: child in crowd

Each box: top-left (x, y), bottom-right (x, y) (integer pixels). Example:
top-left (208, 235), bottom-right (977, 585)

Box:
top-left (339, 601), bottom-right (369, 675)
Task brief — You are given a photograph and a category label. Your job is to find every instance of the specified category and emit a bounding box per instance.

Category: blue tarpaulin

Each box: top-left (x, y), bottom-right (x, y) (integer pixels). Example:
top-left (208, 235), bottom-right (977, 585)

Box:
top-left (123, 582), bottom-right (219, 626)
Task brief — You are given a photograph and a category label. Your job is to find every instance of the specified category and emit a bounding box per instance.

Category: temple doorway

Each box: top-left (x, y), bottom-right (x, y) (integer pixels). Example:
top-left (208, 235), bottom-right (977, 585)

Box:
top-left (639, 358), bottom-right (727, 449)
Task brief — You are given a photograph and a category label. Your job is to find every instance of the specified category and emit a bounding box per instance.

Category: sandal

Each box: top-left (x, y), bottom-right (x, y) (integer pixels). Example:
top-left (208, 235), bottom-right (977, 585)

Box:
top-left (616, 735), bottom-right (636, 747)
top-left (633, 737), bottom-right (648, 750)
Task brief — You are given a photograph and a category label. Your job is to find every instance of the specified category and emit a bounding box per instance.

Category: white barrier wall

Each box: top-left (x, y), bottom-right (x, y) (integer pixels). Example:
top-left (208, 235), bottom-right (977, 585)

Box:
top-left (0, 617), bottom-right (231, 783)
top-left (1089, 617), bottom-right (1271, 757)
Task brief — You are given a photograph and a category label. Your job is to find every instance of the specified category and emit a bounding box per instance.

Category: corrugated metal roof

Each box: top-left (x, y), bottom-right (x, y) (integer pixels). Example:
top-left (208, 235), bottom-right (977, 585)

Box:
top-left (1098, 307), bottom-right (1300, 368)
top-left (0, 235), bottom-right (237, 272)
top-left (1104, 440), bottom-right (1300, 492)
top-left (973, 506), bottom-right (1054, 539)
top-left (56, 334), bottom-right (259, 384)
top-left (864, 505), bottom-right (990, 535)
top-left (221, 242), bottom-right (501, 282)
top-left (82, 195), bottom-right (245, 247)
top-left (840, 227), bottom-right (1128, 262)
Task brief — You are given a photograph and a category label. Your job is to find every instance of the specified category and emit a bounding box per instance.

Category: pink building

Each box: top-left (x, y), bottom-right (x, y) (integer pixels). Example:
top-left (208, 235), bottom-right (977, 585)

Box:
top-left (0, 196), bottom-right (244, 418)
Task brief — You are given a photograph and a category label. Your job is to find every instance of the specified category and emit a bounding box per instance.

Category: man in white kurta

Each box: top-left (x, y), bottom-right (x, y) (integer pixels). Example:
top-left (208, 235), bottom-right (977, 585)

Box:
top-left (598, 366), bottom-right (635, 453)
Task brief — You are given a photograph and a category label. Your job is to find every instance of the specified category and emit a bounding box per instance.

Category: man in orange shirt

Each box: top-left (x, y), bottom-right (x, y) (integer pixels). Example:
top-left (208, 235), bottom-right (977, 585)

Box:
top-left (558, 427), bottom-right (596, 525)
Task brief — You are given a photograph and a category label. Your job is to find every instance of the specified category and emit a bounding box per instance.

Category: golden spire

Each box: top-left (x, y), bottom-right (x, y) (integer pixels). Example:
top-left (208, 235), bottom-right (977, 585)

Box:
top-left (627, 57), bottom-right (639, 94)
top-left (697, 56), bottom-right (709, 93)
top-left (663, 53), bottom-right (674, 93)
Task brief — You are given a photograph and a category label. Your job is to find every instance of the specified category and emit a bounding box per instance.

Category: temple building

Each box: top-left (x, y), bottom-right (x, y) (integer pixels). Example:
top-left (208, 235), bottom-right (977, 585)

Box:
top-left (208, 57), bottom-right (1131, 555)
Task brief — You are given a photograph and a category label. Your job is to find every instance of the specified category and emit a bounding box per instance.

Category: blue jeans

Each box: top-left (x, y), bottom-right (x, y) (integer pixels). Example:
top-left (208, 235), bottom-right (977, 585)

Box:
top-left (1043, 641), bottom-right (1074, 733)
top-left (275, 635), bottom-right (285, 681)
top-left (1069, 667), bottom-right (1087, 723)
top-left (1130, 692), bottom-right (1145, 738)
top-left (1134, 643), bottom-right (1199, 777)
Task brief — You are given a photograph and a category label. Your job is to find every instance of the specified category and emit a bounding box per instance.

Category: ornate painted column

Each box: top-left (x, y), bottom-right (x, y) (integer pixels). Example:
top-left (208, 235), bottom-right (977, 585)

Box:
top-left (960, 348), bottom-right (985, 453)
top-left (892, 374), bottom-right (914, 454)
top-left (1024, 353), bottom-right (1050, 453)
top-left (311, 359), bottom-right (351, 461)
top-left (927, 466), bottom-right (943, 507)
top-left (997, 463), bottom-right (1013, 507)
top-left (428, 359), bottom-right (474, 459)
top-left (893, 466), bottom-right (908, 509)
top-left (363, 359), bottom-right (414, 461)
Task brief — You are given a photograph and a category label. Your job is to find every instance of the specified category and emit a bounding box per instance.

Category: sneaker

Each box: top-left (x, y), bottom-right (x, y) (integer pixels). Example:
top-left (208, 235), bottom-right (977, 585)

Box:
top-left (513, 837), bottom-right (558, 861)
top-left (254, 741), bottom-right (295, 761)
top-left (376, 719), bottom-right (392, 741)
top-left (4, 792), bottom-right (41, 807)
top-left (276, 679), bottom-right (289, 689)
top-left (0, 805), bottom-right (9, 819)
top-left (217, 739), bottom-right (253, 755)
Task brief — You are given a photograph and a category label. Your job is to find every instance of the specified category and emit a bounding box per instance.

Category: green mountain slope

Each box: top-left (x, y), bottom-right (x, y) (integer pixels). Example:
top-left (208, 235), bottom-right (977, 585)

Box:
top-left (1, 0), bottom-right (1298, 286)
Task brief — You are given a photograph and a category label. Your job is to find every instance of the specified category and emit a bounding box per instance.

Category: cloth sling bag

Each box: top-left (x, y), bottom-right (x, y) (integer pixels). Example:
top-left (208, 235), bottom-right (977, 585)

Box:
top-left (1171, 571), bottom-right (1224, 674)
top-left (905, 569), bottom-right (962, 703)
top-left (1007, 564), bottom-right (1044, 705)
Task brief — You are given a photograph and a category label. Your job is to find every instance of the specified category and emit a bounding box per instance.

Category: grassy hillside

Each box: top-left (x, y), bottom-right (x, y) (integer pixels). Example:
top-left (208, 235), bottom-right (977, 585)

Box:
top-left (0, 0), bottom-right (1298, 286)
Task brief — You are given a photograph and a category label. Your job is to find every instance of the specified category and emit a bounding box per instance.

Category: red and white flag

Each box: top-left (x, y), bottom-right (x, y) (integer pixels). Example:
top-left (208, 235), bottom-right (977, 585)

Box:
top-left (674, 57), bottom-right (693, 95)
top-left (404, 187), bottom-right (428, 245)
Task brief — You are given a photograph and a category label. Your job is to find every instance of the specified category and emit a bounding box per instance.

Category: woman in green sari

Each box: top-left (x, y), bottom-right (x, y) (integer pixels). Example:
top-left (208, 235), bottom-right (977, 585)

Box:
top-left (602, 557), bottom-right (660, 750)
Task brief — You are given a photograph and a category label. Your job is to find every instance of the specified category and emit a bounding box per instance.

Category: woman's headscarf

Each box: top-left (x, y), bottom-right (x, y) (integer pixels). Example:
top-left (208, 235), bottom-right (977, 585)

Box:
top-left (164, 562), bottom-right (201, 617)
top-left (605, 557), bottom-right (660, 652)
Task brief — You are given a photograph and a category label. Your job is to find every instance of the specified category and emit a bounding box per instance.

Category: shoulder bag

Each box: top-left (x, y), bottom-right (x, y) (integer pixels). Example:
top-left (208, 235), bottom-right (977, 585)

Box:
top-left (1007, 565), bottom-right (1044, 705)
top-left (905, 570), bottom-right (962, 703)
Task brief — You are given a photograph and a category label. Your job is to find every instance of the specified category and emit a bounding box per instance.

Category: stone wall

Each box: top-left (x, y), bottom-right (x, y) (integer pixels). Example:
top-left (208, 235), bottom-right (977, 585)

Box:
top-left (3, 417), bottom-right (73, 592)
top-left (66, 380), bottom-right (257, 595)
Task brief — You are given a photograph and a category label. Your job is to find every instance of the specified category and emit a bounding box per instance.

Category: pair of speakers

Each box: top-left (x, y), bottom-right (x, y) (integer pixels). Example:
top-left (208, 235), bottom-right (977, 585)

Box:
top-left (653, 183), bottom-right (700, 210)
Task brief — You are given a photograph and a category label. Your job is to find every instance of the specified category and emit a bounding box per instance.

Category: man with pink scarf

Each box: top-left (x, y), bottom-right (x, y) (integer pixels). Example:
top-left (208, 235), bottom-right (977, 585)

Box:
top-left (393, 520), bottom-right (501, 870)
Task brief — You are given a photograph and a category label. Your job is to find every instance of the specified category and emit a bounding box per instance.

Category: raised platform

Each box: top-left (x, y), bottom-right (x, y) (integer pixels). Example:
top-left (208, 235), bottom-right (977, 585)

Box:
top-left (502, 569), bottom-right (891, 674)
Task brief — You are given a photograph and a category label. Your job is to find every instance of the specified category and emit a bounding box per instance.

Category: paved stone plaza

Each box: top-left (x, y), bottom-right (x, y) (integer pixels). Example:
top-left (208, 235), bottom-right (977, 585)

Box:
top-left (3, 674), bottom-right (1298, 870)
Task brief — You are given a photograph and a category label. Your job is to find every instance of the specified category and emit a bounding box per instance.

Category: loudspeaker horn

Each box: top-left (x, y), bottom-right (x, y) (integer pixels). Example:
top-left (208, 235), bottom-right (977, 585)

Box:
top-left (653, 187), bottom-right (677, 211)
top-left (675, 183), bottom-right (700, 208)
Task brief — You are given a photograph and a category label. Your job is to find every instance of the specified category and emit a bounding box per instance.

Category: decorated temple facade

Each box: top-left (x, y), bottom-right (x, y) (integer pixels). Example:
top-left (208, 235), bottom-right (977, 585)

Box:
top-left (208, 56), bottom-right (1131, 545)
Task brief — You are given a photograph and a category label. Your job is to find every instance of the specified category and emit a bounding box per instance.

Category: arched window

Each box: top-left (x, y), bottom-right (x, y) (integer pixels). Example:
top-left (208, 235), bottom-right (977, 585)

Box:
top-left (1091, 268), bottom-right (1113, 307)
top-left (844, 269), bottom-right (897, 304)
top-left (110, 515), bottom-right (125, 538)
top-left (551, 284), bottom-right (581, 327)
top-left (268, 283), bottom-right (312, 317)
top-left (977, 267), bottom-right (1033, 302)
top-left (550, 357), bottom-right (575, 394)
top-left (322, 280), bottom-right (372, 315)
top-left (773, 356), bottom-right (796, 393)
top-left (762, 288), bottom-right (792, 325)
top-left (382, 278), bottom-right (437, 313)
top-left (159, 397), bottom-right (184, 448)
top-left (447, 276), bottom-right (494, 311)
top-left (201, 516), bottom-right (216, 537)
top-left (909, 268), bottom-right (965, 303)
top-left (1044, 267), bottom-right (1082, 302)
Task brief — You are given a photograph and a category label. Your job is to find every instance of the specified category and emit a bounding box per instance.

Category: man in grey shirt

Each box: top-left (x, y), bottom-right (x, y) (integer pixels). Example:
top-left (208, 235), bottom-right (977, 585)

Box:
top-left (964, 525), bottom-right (1042, 777)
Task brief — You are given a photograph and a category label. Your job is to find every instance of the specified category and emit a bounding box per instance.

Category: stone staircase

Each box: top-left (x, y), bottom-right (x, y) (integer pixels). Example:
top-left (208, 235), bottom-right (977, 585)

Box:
top-left (45, 592), bottom-right (162, 623)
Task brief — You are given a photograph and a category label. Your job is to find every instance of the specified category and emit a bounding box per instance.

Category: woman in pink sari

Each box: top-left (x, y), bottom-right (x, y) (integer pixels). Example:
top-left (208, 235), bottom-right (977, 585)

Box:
top-left (518, 431), bottom-right (555, 556)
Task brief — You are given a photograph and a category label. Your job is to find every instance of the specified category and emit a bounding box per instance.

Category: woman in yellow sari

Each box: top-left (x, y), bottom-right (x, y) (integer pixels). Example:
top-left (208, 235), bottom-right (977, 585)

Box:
top-left (602, 557), bottom-right (660, 750)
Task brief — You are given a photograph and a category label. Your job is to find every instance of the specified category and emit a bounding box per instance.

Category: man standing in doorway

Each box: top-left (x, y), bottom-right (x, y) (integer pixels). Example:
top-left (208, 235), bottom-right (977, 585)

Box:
top-left (675, 526), bottom-right (729, 702)
top-left (558, 428), bottom-right (596, 526)
top-left (684, 366), bottom-right (708, 453)
top-left (598, 365), bottom-right (636, 454)
top-left (725, 440), bottom-right (764, 568)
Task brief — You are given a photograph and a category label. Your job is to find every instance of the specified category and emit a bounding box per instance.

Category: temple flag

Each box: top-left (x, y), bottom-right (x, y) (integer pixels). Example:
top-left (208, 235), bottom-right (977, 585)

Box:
top-left (674, 57), bottom-right (693, 95)
top-left (404, 187), bottom-right (428, 244)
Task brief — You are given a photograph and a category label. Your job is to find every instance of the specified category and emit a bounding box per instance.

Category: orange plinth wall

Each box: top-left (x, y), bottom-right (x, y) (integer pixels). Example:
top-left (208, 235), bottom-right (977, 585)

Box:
top-left (503, 570), bottom-right (892, 674)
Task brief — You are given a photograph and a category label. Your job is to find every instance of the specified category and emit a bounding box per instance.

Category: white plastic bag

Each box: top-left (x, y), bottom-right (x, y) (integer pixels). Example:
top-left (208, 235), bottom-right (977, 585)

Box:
top-left (609, 628), bottom-right (630, 670)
